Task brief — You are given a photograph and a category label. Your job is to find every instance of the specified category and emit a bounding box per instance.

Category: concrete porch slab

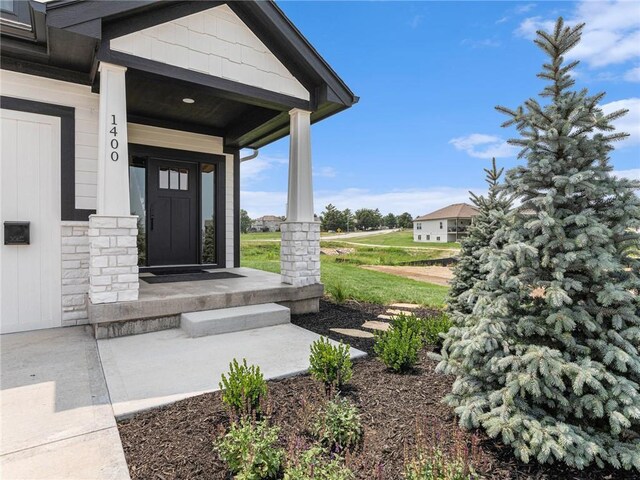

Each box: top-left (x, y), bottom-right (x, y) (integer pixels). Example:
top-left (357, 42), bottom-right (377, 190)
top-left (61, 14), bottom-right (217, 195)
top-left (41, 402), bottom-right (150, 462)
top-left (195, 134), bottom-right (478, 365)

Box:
top-left (0, 327), bottom-right (129, 480)
top-left (97, 324), bottom-right (366, 418)
top-left (89, 267), bottom-right (323, 327)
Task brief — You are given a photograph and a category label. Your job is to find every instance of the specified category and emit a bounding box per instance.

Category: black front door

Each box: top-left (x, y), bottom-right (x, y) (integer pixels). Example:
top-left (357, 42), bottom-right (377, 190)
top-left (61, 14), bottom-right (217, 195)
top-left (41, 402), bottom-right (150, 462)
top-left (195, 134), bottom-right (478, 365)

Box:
top-left (147, 158), bottom-right (198, 266)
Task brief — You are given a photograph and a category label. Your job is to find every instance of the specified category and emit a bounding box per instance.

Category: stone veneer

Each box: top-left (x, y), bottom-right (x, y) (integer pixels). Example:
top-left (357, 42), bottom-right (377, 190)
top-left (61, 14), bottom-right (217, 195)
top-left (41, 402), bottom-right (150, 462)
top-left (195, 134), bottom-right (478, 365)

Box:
top-left (61, 221), bottom-right (90, 326)
top-left (280, 221), bottom-right (321, 287)
top-left (88, 215), bottom-right (139, 304)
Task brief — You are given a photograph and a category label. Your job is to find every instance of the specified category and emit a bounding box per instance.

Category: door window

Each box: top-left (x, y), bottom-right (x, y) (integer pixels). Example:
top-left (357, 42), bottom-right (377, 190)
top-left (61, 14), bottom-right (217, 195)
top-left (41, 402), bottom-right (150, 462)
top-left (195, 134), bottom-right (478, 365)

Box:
top-left (159, 167), bottom-right (190, 190)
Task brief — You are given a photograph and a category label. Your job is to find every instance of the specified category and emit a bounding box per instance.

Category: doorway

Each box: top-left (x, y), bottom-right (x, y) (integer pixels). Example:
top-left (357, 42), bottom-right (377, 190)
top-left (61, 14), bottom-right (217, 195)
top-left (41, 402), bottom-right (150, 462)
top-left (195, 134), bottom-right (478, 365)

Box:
top-left (129, 144), bottom-right (226, 270)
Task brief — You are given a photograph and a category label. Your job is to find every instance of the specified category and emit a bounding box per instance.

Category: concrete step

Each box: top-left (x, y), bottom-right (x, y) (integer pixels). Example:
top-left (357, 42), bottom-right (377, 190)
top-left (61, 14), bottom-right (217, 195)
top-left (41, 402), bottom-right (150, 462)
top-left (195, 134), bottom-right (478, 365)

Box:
top-left (181, 303), bottom-right (290, 338)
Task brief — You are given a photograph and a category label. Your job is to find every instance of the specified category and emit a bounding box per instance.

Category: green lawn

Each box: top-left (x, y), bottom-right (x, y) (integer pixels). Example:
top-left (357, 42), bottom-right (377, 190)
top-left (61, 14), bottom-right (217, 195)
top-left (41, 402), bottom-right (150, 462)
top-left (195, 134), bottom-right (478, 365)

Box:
top-left (334, 230), bottom-right (460, 249)
top-left (241, 241), bottom-right (449, 307)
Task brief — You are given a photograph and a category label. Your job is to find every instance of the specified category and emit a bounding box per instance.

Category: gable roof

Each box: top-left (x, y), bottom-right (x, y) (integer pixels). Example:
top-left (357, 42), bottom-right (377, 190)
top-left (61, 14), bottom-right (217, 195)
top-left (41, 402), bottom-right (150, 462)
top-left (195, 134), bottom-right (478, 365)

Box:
top-left (0, 1), bottom-right (358, 148)
top-left (414, 203), bottom-right (479, 222)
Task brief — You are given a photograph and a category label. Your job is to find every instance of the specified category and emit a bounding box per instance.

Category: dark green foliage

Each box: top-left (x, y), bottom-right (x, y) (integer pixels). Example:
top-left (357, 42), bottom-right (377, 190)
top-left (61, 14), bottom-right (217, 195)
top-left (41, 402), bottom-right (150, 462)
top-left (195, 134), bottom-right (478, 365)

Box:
top-left (240, 209), bottom-right (252, 234)
top-left (327, 282), bottom-right (348, 304)
top-left (219, 358), bottom-right (268, 418)
top-left (284, 446), bottom-right (354, 480)
top-left (354, 208), bottom-right (383, 230)
top-left (216, 420), bottom-right (284, 480)
top-left (202, 217), bottom-right (215, 263)
top-left (383, 213), bottom-right (397, 229)
top-left (397, 212), bottom-right (414, 229)
top-left (374, 316), bottom-right (423, 372)
top-left (312, 397), bottom-right (363, 453)
top-left (309, 337), bottom-right (353, 393)
top-left (436, 18), bottom-right (640, 471)
top-left (421, 313), bottom-right (453, 346)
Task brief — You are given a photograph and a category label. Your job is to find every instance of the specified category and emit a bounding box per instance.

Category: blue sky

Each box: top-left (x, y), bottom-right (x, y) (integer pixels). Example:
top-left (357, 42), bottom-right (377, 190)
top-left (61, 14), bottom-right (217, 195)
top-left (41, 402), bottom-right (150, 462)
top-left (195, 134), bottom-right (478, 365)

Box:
top-left (241, 1), bottom-right (640, 218)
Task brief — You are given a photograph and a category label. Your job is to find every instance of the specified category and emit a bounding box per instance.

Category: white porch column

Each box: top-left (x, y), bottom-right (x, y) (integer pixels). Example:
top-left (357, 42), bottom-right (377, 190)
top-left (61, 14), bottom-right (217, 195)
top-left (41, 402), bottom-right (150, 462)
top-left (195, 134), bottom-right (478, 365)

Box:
top-left (281, 109), bottom-right (321, 287)
top-left (97, 62), bottom-right (130, 215)
top-left (89, 62), bottom-right (139, 305)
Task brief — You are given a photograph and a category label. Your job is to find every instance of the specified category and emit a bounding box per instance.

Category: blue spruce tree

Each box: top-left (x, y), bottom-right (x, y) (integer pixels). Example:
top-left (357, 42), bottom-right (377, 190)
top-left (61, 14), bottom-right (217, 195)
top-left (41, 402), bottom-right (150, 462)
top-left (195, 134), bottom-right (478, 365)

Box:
top-left (436, 18), bottom-right (640, 470)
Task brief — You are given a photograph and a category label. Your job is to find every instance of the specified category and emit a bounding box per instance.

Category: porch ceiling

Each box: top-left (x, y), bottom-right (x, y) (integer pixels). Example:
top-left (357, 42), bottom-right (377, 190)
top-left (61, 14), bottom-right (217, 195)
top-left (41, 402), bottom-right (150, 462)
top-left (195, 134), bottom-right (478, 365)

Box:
top-left (125, 69), bottom-right (280, 139)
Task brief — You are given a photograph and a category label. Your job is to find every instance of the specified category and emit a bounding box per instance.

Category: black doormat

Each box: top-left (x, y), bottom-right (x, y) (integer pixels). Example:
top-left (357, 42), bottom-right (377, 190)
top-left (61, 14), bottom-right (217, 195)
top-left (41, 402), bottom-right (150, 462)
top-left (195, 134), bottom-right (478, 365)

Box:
top-left (141, 271), bottom-right (245, 284)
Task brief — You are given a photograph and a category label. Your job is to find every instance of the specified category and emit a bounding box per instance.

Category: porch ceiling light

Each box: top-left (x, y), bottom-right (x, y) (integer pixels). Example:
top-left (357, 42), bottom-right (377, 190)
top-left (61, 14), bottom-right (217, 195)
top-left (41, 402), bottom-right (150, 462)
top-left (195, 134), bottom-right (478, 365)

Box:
top-left (182, 97), bottom-right (195, 104)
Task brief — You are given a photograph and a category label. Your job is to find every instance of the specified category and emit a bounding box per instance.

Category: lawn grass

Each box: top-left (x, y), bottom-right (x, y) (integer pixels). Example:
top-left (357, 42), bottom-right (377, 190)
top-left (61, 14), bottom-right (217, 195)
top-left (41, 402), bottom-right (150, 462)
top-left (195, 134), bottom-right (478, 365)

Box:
top-left (241, 241), bottom-right (449, 307)
top-left (339, 230), bottom-right (459, 249)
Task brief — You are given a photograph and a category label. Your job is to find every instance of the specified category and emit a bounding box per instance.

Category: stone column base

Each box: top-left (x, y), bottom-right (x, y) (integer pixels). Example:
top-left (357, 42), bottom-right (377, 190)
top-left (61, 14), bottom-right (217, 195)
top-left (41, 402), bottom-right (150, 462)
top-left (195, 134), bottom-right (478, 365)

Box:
top-left (280, 221), bottom-right (320, 287)
top-left (88, 215), bottom-right (139, 304)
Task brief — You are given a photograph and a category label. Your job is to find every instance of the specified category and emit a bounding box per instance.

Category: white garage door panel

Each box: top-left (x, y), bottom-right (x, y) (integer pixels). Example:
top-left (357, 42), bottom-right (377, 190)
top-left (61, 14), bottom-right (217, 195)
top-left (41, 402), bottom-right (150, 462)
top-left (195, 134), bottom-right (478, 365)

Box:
top-left (1, 109), bottom-right (62, 333)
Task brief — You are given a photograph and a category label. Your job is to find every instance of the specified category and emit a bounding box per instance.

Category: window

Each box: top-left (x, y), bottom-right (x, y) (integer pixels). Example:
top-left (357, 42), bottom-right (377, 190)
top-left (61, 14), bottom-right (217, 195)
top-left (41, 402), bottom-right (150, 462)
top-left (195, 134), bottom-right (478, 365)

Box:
top-left (418, 235), bottom-right (421, 240)
top-left (201, 163), bottom-right (216, 263)
top-left (0, 0), bottom-right (14, 12)
top-left (416, 222), bottom-right (422, 230)
top-left (159, 167), bottom-right (189, 190)
top-left (427, 235), bottom-right (430, 240)
top-left (436, 236), bottom-right (440, 241)
top-left (439, 221), bottom-right (443, 229)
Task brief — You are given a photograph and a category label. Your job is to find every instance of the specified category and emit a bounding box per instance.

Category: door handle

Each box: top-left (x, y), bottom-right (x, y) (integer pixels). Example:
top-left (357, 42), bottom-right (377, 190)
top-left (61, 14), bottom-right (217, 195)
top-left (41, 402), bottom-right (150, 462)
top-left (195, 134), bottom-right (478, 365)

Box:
top-left (150, 215), bottom-right (154, 231)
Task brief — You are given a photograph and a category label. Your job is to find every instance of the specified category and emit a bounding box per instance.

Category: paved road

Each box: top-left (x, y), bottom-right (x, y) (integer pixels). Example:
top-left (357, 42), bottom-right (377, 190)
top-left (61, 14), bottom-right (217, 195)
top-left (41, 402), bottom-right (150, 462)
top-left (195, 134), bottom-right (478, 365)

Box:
top-left (321, 228), bottom-right (401, 240)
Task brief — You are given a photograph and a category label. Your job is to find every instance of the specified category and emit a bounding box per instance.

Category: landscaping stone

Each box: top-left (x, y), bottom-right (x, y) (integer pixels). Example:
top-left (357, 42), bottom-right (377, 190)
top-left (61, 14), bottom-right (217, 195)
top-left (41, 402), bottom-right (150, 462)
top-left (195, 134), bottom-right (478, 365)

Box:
top-left (389, 303), bottom-right (421, 310)
top-left (362, 320), bottom-right (391, 332)
top-left (329, 328), bottom-right (374, 339)
top-left (377, 314), bottom-right (393, 320)
top-left (386, 309), bottom-right (412, 315)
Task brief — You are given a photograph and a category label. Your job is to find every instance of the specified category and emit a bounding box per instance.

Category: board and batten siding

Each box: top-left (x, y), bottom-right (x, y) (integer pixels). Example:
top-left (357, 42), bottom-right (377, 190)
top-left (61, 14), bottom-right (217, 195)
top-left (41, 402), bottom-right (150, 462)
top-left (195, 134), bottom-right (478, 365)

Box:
top-left (109, 4), bottom-right (309, 101)
top-left (0, 109), bottom-right (62, 333)
top-left (0, 69), bottom-right (99, 211)
top-left (127, 123), bottom-right (235, 265)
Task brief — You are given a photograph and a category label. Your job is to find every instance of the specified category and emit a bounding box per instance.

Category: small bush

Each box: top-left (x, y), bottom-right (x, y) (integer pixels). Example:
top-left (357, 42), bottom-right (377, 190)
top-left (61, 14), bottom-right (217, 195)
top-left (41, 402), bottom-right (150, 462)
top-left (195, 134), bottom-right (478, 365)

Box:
top-left (374, 315), bottom-right (423, 372)
top-left (309, 337), bottom-right (353, 393)
top-left (219, 358), bottom-right (268, 418)
top-left (312, 397), bottom-right (362, 453)
top-left (284, 446), bottom-right (354, 480)
top-left (418, 313), bottom-right (452, 345)
top-left (327, 282), bottom-right (348, 303)
top-left (216, 420), bottom-right (284, 480)
top-left (404, 450), bottom-right (472, 480)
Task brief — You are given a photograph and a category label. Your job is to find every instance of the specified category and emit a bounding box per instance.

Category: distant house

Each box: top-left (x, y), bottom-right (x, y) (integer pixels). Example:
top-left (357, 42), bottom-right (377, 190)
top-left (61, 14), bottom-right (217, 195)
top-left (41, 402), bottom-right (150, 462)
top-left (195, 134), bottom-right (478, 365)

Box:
top-left (413, 203), bottom-right (479, 243)
top-left (251, 215), bottom-right (285, 232)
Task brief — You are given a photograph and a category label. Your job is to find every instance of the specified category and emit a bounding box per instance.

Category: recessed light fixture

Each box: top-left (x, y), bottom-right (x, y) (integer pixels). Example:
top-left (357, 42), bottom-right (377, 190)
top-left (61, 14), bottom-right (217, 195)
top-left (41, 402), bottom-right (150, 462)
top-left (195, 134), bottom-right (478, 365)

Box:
top-left (182, 97), bottom-right (195, 104)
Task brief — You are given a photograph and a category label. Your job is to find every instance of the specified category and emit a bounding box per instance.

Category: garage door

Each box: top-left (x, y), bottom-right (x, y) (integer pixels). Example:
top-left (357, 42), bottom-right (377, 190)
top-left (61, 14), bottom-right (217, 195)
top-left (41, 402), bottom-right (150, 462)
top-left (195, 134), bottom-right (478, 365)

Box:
top-left (1, 108), bottom-right (61, 333)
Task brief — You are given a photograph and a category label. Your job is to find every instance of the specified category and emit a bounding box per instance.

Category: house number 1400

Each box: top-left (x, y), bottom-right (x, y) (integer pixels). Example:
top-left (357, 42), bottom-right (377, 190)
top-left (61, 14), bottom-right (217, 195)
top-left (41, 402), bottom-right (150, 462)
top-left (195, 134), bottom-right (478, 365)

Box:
top-left (110, 115), bottom-right (119, 162)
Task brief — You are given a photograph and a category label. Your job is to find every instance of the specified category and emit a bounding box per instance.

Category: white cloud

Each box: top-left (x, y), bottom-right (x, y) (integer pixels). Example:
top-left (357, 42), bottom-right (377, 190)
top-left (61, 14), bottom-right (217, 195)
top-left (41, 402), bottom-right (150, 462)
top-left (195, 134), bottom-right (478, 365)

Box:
top-left (601, 97), bottom-right (640, 146)
top-left (613, 168), bottom-right (640, 181)
top-left (408, 15), bottom-right (423, 29)
top-left (624, 66), bottom-right (640, 82)
top-left (449, 133), bottom-right (519, 159)
top-left (515, 4), bottom-right (537, 15)
top-left (461, 38), bottom-right (501, 49)
top-left (241, 187), bottom-right (482, 219)
top-left (515, 1), bottom-right (640, 73)
top-left (314, 166), bottom-right (337, 178)
top-left (240, 154), bottom-right (287, 186)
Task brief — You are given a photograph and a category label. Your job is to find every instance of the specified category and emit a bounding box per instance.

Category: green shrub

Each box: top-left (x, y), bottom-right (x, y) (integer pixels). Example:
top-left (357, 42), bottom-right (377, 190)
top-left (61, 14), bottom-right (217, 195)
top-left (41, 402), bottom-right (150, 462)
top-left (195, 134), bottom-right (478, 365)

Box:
top-left (312, 397), bottom-right (362, 453)
top-left (284, 446), bottom-right (354, 480)
top-left (404, 450), bottom-right (473, 480)
top-left (374, 316), bottom-right (423, 372)
top-left (309, 337), bottom-right (352, 393)
top-left (327, 282), bottom-right (348, 303)
top-left (216, 420), bottom-right (284, 480)
top-left (419, 313), bottom-right (452, 345)
top-left (219, 358), bottom-right (267, 418)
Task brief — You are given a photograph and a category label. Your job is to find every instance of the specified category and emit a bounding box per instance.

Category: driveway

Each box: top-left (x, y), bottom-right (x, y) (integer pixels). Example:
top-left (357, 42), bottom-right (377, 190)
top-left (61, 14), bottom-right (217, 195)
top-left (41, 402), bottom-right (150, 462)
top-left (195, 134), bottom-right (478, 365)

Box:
top-left (0, 327), bottom-right (130, 480)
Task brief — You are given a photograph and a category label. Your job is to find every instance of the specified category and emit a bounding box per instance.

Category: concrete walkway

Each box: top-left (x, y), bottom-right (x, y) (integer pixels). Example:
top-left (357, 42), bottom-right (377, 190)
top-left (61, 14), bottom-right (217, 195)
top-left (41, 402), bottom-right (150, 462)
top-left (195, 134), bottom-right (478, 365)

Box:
top-left (0, 327), bottom-right (130, 480)
top-left (98, 324), bottom-right (366, 418)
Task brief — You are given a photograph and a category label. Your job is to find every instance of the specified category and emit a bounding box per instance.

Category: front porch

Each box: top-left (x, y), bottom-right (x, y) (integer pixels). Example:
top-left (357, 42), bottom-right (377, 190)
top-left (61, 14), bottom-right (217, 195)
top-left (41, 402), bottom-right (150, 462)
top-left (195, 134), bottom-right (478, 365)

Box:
top-left (89, 267), bottom-right (323, 339)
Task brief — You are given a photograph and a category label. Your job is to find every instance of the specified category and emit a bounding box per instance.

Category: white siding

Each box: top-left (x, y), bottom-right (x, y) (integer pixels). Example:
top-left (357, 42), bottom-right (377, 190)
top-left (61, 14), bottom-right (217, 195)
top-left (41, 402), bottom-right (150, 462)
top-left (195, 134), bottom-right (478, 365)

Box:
top-left (413, 219), bottom-right (448, 243)
top-left (128, 123), bottom-right (235, 266)
top-left (110, 4), bottom-right (309, 101)
top-left (1, 110), bottom-right (62, 333)
top-left (0, 70), bottom-right (99, 210)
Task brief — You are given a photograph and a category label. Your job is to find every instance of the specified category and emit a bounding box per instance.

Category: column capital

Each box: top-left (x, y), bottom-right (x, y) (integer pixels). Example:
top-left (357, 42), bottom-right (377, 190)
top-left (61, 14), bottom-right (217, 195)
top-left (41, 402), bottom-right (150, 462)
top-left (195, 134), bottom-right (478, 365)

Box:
top-left (98, 62), bottom-right (128, 74)
top-left (289, 108), bottom-right (312, 118)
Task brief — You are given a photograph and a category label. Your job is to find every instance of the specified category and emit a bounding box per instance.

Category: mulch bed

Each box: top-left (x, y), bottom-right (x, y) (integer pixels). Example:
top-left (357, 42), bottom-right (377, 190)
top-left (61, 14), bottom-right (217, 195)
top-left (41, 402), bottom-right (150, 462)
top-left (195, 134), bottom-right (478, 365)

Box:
top-left (117, 299), bottom-right (637, 480)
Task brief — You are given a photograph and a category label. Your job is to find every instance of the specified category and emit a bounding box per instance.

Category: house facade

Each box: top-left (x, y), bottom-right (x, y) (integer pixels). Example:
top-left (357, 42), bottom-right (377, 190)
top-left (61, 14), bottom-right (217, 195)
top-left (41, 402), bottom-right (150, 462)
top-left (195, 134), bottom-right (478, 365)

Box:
top-left (413, 203), bottom-right (479, 243)
top-left (251, 215), bottom-right (284, 232)
top-left (0, 0), bottom-right (357, 335)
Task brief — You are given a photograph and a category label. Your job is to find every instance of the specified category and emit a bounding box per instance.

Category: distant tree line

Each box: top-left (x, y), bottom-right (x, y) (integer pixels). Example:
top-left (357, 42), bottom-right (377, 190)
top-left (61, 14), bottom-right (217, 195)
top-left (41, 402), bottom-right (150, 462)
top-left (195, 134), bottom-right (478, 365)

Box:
top-left (319, 204), bottom-right (413, 232)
